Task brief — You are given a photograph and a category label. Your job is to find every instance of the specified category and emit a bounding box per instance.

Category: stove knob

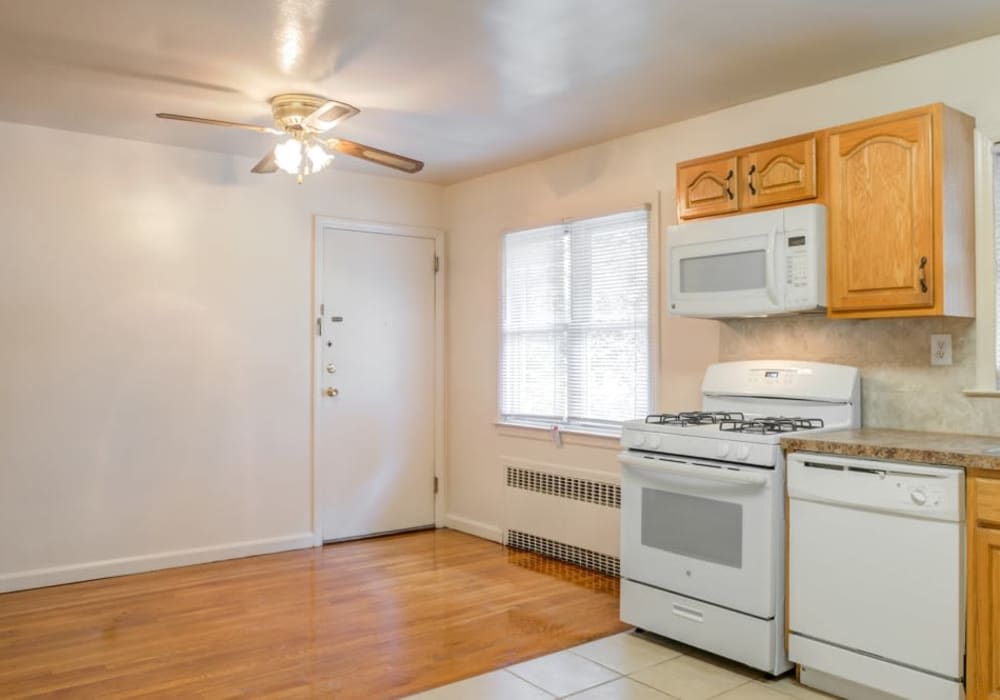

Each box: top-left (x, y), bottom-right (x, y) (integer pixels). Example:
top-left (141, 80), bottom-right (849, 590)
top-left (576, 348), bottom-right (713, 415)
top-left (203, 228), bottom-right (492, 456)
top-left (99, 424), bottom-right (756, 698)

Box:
top-left (644, 434), bottom-right (662, 449)
top-left (910, 488), bottom-right (928, 506)
top-left (734, 444), bottom-right (750, 461)
top-left (627, 432), bottom-right (644, 448)
top-left (716, 443), bottom-right (731, 459)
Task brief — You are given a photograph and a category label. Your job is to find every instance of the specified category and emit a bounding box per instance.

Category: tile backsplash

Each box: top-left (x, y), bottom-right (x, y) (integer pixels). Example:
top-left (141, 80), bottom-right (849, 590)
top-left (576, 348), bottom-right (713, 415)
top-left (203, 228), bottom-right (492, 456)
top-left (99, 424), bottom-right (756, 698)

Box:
top-left (719, 315), bottom-right (1000, 435)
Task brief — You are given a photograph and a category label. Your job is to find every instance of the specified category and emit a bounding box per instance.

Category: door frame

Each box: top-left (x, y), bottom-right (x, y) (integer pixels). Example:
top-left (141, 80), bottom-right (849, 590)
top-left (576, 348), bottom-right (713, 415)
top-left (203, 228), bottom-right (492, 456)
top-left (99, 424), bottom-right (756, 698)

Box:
top-left (310, 216), bottom-right (446, 544)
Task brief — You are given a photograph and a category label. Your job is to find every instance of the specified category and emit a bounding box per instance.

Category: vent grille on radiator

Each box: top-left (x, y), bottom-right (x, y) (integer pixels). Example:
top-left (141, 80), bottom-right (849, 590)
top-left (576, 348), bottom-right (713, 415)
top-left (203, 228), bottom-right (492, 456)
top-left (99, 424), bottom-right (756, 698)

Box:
top-left (506, 530), bottom-right (620, 578)
top-left (506, 466), bottom-right (621, 508)
top-left (502, 464), bottom-right (621, 578)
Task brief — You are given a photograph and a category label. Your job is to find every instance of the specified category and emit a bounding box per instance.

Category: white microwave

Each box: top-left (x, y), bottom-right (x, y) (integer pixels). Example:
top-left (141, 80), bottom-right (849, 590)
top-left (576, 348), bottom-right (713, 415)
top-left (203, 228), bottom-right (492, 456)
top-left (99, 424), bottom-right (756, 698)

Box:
top-left (667, 203), bottom-right (826, 318)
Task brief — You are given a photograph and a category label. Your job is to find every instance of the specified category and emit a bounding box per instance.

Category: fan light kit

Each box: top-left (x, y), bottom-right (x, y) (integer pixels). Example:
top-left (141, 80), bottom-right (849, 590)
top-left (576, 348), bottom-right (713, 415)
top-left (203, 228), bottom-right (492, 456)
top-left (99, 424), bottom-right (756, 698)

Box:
top-left (156, 93), bottom-right (423, 183)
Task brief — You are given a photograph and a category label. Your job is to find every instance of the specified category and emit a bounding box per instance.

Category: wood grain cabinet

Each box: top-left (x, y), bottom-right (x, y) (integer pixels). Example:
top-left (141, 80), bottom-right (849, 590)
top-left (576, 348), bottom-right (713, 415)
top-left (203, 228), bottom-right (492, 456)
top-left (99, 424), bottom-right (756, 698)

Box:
top-left (676, 136), bottom-right (819, 221)
top-left (826, 104), bottom-right (975, 318)
top-left (745, 136), bottom-right (817, 209)
top-left (677, 155), bottom-right (740, 219)
top-left (969, 476), bottom-right (1000, 700)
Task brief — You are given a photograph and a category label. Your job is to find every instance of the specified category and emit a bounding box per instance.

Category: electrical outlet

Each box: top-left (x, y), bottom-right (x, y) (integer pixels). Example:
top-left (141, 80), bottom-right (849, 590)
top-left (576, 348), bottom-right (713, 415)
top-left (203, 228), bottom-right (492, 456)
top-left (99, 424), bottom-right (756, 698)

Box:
top-left (930, 334), bottom-right (952, 366)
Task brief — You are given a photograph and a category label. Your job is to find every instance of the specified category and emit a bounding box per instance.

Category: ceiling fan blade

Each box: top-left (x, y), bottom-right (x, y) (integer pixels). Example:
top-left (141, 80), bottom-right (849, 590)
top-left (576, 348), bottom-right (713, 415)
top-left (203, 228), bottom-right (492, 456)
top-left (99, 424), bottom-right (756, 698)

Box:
top-left (327, 138), bottom-right (424, 174)
top-left (301, 100), bottom-right (360, 133)
top-left (251, 149), bottom-right (278, 174)
top-left (156, 113), bottom-right (282, 135)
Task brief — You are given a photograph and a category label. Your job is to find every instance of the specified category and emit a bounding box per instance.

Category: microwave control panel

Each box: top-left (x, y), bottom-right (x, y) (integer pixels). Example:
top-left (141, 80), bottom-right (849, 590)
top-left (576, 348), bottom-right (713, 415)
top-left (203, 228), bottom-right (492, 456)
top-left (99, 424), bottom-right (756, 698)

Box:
top-left (784, 234), bottom-right (814, 308)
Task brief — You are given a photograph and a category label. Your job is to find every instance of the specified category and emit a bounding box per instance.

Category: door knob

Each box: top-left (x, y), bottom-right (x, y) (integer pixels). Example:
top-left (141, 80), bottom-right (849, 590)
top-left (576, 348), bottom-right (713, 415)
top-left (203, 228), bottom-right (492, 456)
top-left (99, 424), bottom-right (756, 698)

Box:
top-left (325, 387), bottom-right (339, 397)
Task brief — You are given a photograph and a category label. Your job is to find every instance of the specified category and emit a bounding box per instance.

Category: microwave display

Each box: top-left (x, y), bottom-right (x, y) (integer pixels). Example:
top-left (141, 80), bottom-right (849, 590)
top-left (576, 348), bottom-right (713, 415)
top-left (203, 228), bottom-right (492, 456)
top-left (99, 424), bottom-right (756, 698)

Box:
top-left (788, 235), bottom-right (806, 247)
top-left (680, 250), bottom-right (767, 293)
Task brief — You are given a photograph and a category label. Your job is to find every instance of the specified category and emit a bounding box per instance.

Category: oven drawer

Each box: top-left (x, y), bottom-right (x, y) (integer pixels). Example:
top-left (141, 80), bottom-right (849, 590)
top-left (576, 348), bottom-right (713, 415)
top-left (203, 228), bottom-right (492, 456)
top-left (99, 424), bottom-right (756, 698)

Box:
top-left (621, 579), bottom-right (782, 673)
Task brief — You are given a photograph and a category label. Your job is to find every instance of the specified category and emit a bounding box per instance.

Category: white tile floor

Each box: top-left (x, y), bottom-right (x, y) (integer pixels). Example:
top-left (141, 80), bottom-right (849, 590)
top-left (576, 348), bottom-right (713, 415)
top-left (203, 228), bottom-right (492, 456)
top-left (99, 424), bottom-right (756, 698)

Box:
top-left (405, 630), bottom-right (840, 700)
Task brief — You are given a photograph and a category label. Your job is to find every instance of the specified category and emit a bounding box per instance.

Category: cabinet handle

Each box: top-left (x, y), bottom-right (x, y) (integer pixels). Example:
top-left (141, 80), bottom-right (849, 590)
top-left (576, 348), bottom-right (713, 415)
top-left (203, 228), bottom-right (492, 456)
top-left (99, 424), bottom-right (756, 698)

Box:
top-left (919, 256), bottom-right (928, 293)
top-left (725, 169), bottom-right (734, 200)
top-left (748, 164), bottom-right (757, 195)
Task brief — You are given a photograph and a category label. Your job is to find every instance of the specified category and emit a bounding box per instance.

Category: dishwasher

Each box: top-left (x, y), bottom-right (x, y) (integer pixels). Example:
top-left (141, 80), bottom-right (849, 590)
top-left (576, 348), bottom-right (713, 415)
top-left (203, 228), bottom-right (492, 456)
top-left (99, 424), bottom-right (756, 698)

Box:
top-left (786, 453), bottom-right (965, 700)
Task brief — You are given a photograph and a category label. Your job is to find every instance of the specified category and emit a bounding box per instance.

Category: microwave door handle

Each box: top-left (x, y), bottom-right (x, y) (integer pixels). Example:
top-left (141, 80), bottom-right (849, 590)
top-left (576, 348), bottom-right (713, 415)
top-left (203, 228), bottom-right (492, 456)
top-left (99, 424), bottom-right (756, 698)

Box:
top-left (764, 227), bottom-right (779, 306)
top-left (618, 452), bottom-right (767, 487)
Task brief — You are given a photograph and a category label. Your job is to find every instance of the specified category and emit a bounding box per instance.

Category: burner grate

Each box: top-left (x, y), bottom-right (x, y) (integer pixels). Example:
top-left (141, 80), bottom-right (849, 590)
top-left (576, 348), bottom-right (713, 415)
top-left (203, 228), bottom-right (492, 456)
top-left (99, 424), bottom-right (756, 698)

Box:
top-left (645, 411), bottom-right (745, 426)
top-left (718, 417), bottom-right (825, 434)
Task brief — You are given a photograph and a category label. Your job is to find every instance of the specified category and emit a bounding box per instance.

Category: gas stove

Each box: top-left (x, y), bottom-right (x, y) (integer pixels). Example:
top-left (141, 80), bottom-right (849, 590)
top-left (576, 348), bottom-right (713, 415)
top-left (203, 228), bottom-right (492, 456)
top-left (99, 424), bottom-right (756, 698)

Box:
top-left (621, 364), bottom-right (860, 466)
top-left (622, 414), bottom-right (840, 466)
top-left (645, 411), bottom-right (825, 433)
top-left (618, 360), bottom-right (861, 675)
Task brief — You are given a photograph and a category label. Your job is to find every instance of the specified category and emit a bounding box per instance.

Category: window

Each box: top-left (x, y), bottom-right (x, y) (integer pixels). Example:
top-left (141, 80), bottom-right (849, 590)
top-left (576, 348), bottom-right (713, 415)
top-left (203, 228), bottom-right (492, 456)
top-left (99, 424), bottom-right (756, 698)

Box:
top-left (995, 145), bottom-right (1000, 383)
top-left (500, 207), bottom-right (651, 433)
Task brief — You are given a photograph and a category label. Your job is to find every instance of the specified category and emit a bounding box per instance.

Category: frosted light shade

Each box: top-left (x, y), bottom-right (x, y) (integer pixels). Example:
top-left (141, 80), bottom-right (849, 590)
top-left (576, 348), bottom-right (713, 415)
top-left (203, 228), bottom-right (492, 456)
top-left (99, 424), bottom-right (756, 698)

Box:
top-left (274, 138), bottom-right (303, 174)
top-left (307, 144), bottom-right (334, 172)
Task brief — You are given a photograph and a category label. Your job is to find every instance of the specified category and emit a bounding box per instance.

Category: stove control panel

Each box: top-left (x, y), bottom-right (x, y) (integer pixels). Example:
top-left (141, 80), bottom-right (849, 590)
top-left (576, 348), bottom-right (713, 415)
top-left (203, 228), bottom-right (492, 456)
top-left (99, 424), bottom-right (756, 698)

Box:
top-left (620, 427), bottom-right (779, 467)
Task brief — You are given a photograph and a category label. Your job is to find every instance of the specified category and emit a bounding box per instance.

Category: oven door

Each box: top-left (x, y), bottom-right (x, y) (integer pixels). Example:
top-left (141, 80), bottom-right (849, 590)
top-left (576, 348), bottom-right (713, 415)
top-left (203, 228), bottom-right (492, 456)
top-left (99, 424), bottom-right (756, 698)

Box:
top-left (619, 451), bottom-right (777, 619)
top-left (668, 220), bottom-right (785, 318)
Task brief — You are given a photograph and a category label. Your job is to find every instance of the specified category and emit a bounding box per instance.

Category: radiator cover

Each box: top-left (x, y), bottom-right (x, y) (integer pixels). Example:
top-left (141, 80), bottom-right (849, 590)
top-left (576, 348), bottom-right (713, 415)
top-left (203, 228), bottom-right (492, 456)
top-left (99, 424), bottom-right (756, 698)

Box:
top-left (501, 459), bottom-right (621, 577)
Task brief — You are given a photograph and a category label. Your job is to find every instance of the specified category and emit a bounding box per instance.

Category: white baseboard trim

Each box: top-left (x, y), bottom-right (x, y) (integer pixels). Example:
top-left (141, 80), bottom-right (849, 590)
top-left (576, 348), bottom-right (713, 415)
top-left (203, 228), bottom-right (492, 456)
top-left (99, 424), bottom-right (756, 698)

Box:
top-left (0, 532), bottom-right (317, 593)
top-left (444, 513), bottom-right (503, 543)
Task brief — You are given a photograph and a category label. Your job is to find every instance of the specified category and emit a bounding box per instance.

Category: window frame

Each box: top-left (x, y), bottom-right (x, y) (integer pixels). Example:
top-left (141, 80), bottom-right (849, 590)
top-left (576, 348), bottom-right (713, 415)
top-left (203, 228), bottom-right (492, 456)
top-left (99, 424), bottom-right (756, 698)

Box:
top-left (496, 202), bottom-right (659, 437)
top-left (968, 127), bottom-right (1000, 396)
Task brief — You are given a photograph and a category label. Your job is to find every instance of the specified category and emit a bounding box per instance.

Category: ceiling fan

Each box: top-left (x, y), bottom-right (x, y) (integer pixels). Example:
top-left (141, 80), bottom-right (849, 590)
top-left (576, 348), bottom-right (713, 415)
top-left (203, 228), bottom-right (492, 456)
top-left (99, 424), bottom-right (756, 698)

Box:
top-left (156, 93), bottom-right (423, 183)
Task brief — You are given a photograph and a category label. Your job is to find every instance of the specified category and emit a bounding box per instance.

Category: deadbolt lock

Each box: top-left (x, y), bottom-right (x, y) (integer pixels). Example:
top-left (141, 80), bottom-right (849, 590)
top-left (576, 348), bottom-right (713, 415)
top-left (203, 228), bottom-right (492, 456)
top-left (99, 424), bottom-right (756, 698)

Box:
top-left (325, 387), bottom-right (339, 397)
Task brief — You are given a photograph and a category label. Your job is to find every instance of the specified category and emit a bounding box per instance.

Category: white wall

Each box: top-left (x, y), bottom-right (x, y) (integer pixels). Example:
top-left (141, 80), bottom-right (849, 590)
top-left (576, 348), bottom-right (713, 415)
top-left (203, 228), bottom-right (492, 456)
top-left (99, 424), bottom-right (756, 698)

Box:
top-left (0, 121), bottom-right (443, 590)
top-left (443, 34), bottom-right (1000, 541)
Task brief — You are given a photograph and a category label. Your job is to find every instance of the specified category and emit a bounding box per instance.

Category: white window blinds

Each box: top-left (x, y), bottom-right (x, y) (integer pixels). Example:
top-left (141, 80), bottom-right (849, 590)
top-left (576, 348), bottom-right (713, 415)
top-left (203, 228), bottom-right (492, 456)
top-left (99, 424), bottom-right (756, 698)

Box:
top-left (994, 147), bottom-right (1000, 383)
top-left (500, 207), bottom-right (650, 431)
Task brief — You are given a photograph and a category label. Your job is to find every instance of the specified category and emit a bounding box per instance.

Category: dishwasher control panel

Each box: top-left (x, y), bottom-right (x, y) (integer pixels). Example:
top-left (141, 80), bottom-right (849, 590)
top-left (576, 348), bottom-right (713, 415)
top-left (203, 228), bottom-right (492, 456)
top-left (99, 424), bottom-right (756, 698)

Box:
top-left (895, 480), bottom-right (945, 509)
top-left (787, 452), bottom-right (964, 522)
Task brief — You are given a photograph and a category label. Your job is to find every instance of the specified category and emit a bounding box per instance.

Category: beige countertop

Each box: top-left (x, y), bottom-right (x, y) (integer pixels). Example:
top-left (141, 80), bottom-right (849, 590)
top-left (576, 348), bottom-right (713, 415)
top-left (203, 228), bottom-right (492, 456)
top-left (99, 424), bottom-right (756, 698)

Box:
top-left (782, 428), bottom-right (1000, 472)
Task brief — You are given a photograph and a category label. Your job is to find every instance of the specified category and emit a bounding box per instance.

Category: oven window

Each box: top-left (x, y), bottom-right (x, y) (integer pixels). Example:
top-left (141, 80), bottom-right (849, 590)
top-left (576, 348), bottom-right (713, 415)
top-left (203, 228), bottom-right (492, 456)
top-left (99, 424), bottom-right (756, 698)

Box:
top-left (641, 489), bottom-right (743, 568)
top-left (679, 250), bottom-right (766, 293)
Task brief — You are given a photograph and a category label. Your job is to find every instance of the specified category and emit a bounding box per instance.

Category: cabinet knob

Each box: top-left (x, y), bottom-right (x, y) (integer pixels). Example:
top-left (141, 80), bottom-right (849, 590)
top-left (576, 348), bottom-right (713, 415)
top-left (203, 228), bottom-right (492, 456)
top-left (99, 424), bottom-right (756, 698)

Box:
top-left (747, 164), bottom-right (757, 195)
top-left (724, 169), bottom-right (734, 200)
top-left (918, 256), bottom-right (928, 293)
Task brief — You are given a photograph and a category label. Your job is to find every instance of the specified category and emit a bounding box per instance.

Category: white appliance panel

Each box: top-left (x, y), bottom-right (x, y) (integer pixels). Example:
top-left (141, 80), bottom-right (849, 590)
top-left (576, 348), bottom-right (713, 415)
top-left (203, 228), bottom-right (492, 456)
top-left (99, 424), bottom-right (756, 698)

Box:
top-left (667, 204), bottom-right (825, 318)
top-left (701, 360), bottom-right (860, 404)
top-left (788, 455), bottom-right (964, 682)
top-left (620, 452), bottom-right (777, 618)
top-left (790, 636), bottom-right (963, 700)
top-left (621, 579), bottom-right (779, 673)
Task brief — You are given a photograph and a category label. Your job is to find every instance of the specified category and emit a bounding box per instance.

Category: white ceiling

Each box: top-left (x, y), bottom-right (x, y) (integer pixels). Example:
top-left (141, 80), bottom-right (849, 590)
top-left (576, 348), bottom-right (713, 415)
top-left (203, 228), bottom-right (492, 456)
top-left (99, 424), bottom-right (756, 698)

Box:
top-left (2, 0), bottom-right (1000, 184)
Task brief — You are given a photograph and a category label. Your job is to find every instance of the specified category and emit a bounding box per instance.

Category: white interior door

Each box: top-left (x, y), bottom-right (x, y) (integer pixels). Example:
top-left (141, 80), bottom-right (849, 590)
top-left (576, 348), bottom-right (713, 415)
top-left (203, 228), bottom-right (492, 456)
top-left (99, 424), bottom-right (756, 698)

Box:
top-left (317, 225), bottom-right (436, 541)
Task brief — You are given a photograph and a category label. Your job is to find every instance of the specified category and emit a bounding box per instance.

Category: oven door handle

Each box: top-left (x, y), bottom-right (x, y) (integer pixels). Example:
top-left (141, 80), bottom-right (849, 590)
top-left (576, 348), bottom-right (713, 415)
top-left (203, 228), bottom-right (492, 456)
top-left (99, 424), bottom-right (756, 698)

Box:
top-left (618, 452), bottom-right (768, 487)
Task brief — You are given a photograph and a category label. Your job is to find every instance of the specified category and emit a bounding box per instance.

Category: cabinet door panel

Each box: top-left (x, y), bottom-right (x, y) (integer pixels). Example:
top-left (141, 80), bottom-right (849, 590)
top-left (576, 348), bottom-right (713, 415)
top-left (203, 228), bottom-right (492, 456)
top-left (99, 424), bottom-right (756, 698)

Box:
top-left (677, 156), bottom-right (739, 219)
top-left (970, 525), bottom-right (1000, 700)
top-left (829, 113), bottom-right (934, 312)
top-left (746, 137), bottom-right (817, 208)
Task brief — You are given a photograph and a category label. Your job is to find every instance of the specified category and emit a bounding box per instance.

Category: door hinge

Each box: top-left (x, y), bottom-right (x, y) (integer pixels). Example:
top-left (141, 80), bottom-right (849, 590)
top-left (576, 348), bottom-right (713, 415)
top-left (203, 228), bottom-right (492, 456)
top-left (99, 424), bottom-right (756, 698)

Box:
top-left (434, 255), bottom-right (440, 274)
top-left (433, 476), bottom-right (439, 494)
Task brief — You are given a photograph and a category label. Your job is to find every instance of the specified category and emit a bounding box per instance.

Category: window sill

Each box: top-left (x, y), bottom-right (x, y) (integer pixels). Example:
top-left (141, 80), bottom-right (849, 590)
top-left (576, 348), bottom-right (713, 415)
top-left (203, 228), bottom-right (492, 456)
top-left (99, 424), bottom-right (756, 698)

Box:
top-left (494, 422), bottom-right (622, 450)
top-left (962, 389), bottom-right (1000, 398)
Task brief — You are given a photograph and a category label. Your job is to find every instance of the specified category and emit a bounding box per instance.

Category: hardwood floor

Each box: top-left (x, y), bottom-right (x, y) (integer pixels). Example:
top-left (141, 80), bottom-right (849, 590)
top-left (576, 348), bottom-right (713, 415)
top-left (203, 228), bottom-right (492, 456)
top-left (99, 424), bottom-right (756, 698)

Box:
top-left (0, 529), bottom-right (627, 698)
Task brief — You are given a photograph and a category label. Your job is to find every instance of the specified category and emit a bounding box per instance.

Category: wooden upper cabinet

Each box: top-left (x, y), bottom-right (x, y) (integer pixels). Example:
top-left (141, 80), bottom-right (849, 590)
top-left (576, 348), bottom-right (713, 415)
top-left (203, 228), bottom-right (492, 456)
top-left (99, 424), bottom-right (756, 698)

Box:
top-left (968, 477), bottom-right (1000, 700)
top-left (827, 104), bottom-right (975, 318)
top-left (745, 136), bottom-right (817, 209)
top-left (676, 135), bottom-right (821, 221)
top-left (677, 155), bottom-right (739, 219)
